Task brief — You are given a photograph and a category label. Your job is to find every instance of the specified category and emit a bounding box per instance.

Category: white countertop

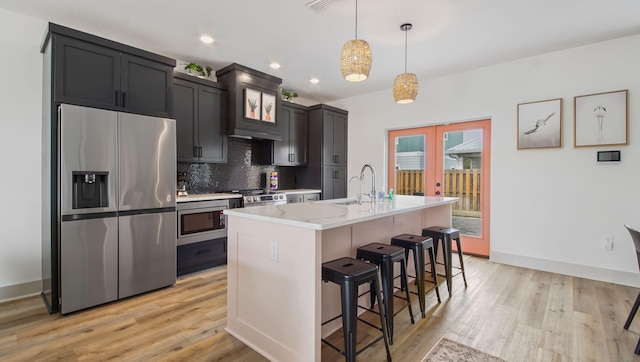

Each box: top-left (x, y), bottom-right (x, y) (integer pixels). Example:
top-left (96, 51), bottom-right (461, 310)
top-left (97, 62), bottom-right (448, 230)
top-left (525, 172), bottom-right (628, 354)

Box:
top-left (224, 195), bottom-right (458, 230)
top-left (176, 193), bottom-right (242, 203)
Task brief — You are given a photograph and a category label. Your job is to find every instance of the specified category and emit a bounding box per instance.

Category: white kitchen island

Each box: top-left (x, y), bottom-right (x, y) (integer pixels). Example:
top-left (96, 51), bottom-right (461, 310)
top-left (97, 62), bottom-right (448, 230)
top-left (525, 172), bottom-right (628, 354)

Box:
top-left (224, 195), bottom-right (458, 362)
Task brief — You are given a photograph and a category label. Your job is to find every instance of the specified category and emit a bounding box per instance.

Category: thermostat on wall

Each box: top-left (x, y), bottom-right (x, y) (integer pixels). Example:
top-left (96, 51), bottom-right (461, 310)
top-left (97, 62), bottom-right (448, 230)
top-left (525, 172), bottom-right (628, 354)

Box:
top-left (597, 150), bottom-right (621, 162)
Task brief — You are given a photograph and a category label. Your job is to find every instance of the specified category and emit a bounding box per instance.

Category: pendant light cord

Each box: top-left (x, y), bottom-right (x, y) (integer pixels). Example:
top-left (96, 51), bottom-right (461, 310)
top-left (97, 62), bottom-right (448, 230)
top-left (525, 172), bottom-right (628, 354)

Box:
top-left (404, 28), bottom-right (408, 73)
top-left (355, 0), bottom-right (358, 40)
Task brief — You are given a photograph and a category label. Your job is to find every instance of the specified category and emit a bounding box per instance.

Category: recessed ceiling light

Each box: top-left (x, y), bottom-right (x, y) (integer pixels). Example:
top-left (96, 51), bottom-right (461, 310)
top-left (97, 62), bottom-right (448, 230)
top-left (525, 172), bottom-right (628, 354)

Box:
top-left (270, 62), bottom-right (281, 69)
top-left (310, 78), bottom-right (320, 84)
top-left (200, 35), bottom-right (214, 44)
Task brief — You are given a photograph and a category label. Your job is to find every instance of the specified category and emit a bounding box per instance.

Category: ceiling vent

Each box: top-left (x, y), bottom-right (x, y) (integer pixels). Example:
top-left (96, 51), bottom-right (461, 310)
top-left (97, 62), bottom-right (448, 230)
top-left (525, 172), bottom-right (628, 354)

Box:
top-left (305, 0), bottom-right (341, 13)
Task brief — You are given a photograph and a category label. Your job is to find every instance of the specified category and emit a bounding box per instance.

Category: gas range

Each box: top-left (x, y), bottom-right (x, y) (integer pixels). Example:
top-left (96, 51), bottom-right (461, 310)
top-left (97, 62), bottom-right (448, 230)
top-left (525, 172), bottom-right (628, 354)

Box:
top-left (225, 189), bottom-right (287, 207)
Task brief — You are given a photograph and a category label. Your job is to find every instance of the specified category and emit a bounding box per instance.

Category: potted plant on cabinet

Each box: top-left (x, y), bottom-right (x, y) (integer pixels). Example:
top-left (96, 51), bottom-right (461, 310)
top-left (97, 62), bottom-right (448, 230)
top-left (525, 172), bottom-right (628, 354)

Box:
top-left (281, 89), bottom-right (299, 102)
top-left (184, 62), bottom-right (213, 78)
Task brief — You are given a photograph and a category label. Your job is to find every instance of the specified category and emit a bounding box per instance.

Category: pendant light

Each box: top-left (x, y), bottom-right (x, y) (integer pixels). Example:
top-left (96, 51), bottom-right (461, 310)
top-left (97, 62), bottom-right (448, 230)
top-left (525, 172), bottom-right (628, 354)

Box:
top-left (340, 0), bottom-right (371, 82)
top-left (393, 23), bottom-right (419, 104)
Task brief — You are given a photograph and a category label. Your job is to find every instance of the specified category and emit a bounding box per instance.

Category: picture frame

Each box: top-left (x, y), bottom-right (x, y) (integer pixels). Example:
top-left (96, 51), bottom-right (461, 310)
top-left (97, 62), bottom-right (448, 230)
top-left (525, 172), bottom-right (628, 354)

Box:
top-left (517, 98), bottom-right (562, 149)
top-left (574, 89), bottom-right (628, 147)
top-left (261, 92), bottom-right (276, 123)
top-left (244, 88), bottom-right (261, 120)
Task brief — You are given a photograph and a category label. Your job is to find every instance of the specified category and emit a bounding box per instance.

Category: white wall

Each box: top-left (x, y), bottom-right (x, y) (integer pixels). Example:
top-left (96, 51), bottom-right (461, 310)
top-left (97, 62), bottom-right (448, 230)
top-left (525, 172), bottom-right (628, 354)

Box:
top-left (330, 34), bottom-right (640, 286)
top-left (0, 8), bottom-right (46, 298)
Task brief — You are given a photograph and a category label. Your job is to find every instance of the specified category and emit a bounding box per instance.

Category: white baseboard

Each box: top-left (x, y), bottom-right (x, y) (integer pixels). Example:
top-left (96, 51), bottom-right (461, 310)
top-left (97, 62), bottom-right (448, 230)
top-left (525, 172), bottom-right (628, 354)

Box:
top-left (490, 251), bottom-right (640, 288)
top-left (0, 280), bottom-right (41, 303)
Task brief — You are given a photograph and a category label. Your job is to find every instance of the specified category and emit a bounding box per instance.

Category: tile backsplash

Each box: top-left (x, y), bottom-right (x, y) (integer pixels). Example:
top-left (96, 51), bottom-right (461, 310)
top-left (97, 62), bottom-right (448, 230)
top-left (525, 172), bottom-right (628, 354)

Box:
top-left (178, 137), bottom-right (297, 194)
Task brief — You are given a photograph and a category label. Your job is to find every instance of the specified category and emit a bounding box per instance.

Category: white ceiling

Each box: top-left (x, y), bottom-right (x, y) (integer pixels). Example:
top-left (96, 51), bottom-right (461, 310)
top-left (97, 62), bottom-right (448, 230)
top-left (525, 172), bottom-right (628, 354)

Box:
top-left (2, 0), bottom-right (640, 103)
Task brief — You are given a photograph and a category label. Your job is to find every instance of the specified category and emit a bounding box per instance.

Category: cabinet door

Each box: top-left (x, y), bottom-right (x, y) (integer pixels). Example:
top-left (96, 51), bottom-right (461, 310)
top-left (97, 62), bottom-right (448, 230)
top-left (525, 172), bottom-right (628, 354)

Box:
top-left (197, 85), bottom-right (227, 163)
top-left (333, 166), bottom-right (347, 199)
top-left (53, 36), bottom-right (120, 110)
top-left (273, 106), bottom-right (292, 165)
top-left (322, 166), bottom-right (346, 200)
top-left (333, 113), bottom-right (348, 166)
top-left (173, 79), bottom-right (198, 162)
top-left (286, 194), bottom-right (303, 204)
top-left (120, 53), bottom-right (172, 118)
top-left (303, 193), bottom-right (320, 202)
top-left (322, 112), bottom-right (337, 165)
top-left (290, 109), bottom-right (308, 166)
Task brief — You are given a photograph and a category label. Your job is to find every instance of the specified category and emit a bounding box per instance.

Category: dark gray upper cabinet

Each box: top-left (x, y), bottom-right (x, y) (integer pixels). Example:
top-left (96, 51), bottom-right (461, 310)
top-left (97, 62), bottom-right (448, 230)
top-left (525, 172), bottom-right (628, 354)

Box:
top-left (173, 74), bottom-right (228, 163)
top-left (269, 102), bottom-right (308, 166)
top-left (296, 104), bottom-right (348, 199)
top-left (46, 23), bottom-right (174, 118)
top-left (321, 109), bottom-right (348, 166)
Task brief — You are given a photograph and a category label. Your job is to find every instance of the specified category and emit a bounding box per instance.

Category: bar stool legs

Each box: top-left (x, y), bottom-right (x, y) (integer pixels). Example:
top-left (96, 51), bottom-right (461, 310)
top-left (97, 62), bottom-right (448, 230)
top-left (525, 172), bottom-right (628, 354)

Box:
top-left (321, 257), bottom-right (392, 362)
top-left (391, 234), bottom-right (441, 319)
top-left (357, 242), bottom-right (415, 345)
top-left (422, 226), bottom-right (468, 297)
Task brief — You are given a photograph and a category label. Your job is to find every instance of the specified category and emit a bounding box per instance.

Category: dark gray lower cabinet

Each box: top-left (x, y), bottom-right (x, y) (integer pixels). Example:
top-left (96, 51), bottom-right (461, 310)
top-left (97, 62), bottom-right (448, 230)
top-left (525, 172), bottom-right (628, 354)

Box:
top-left (322, 166), bottom-right (347, 200)
top-left (177, 237), bottom-right (227, 277)
top-left (173, 74), bottom-right (227, 163)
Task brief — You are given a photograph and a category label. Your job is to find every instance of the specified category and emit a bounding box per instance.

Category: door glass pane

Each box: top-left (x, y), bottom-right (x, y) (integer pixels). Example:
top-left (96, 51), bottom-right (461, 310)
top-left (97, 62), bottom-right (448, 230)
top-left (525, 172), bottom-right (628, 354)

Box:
top-left (443, 130), bottom-right (482, 236)
top-left (394, 135), bottom-right (425, 196)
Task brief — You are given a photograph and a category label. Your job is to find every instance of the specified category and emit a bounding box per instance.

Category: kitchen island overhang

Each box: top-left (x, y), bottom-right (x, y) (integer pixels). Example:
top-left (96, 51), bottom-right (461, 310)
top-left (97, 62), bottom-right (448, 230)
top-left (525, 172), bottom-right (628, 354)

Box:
top-left (224, 195), bottom-right (458, 361)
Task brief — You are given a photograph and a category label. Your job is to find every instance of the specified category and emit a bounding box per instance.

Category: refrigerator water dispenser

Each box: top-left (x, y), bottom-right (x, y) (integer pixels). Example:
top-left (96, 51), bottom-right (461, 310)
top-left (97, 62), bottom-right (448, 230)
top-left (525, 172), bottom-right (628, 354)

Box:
top-left (72, 171), bottom-right (109, 209)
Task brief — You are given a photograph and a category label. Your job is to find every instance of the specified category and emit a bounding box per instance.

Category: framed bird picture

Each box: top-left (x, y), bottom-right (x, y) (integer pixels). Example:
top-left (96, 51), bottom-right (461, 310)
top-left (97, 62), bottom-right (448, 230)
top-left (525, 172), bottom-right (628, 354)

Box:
top-left (517, 98), bottom-right (562, 149)
top-left (574, 90), bottom-right (627, 147)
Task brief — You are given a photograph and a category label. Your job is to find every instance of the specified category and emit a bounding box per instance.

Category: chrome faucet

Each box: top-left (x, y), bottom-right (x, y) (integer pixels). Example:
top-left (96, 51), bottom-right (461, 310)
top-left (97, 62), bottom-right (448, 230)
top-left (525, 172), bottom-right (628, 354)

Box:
top-left (349, 176), bottom-right (363, 204)
top-left (360, 164), bottom-right (376, 203)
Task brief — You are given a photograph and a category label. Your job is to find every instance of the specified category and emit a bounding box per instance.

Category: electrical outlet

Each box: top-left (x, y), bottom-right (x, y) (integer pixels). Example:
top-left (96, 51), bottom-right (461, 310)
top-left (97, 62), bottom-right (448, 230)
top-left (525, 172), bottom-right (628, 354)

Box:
top-left (270, 242), bottom-right (279, 261)
top-left (604, 236), bottom-right (614, 251)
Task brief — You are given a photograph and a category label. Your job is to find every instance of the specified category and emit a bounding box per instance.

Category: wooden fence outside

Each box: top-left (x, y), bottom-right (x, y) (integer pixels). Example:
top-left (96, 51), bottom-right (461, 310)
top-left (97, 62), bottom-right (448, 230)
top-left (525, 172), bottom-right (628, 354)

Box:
top-left (395, 169), bottom-right (481, 213)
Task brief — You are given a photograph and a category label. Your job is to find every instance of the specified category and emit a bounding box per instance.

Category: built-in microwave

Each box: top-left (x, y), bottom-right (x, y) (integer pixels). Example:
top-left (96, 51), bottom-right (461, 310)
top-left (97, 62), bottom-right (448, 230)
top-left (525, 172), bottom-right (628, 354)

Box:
top-left (177, 199), bottom-right (228, 246)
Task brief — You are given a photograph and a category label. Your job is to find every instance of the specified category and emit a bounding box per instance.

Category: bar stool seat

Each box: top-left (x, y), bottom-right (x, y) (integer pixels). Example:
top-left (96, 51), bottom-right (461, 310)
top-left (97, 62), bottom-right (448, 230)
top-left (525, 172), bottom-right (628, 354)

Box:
top-left (422, 226), bottom-right (468, 297)
top-left (390, 234), bottom-right (441, 318)
top-left (356, 242), bottom-right (414, 345)
top-left (322, 257), bottom-right (392, 362)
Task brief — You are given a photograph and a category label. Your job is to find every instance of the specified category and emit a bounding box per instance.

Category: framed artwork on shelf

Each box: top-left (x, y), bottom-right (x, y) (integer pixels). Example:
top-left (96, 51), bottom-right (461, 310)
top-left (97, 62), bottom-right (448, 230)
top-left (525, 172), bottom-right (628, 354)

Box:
top-left (574, 90), bottom-right (627, 147)
top-left (244, 88), bottom-right (261, 120)
top-left (261, 92), bottom-right (276, 123)
top-left (517, 98), bottom-right (562, 149)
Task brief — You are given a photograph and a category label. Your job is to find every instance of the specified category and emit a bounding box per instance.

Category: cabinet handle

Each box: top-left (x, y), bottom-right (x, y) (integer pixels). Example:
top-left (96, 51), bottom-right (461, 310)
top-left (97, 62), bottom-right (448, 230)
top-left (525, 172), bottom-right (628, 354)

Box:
top-left (122, 92), bottom-right (126, 107)
top-left (195, 249), bottom-right (210, 255)
top-left (193, 146), bottom-right (198, 157)
top-left (292, 154), bottom-right (295, 162)
top-left (333, 170), bottom-right (339, 179)
top-left (115, 91), bottom-right (119, 106)
top-left (198, 147), bottom-right (203, 157)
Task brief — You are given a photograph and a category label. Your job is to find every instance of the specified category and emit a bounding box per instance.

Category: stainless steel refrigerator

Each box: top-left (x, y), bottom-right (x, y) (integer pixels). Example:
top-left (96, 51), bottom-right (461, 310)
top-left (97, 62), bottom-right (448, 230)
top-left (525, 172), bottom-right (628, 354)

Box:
top-left (58, 104), bottom-right (176, 314)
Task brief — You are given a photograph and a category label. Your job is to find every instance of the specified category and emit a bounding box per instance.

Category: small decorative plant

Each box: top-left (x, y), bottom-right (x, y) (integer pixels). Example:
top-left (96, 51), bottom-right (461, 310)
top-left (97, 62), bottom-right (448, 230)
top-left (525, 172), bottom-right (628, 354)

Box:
top-left (184, 62), bottom-right (213, 77)
top-left (247, 98), bottom-right (258, 118)
top-left (281, 89), bottom-right (299, 101)
top-left (264, 102), bottom-right (273, 121)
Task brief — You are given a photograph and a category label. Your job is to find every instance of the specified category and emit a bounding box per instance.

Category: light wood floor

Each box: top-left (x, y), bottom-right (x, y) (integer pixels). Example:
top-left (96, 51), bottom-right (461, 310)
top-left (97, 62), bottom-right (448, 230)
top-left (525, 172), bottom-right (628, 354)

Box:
top-left (1, 257), bottom-right (640, 361)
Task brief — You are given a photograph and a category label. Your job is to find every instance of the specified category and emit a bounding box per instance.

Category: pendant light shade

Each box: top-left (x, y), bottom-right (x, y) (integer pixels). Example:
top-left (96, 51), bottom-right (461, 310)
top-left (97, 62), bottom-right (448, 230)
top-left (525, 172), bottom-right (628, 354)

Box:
top-left (340, 0), bottom-right (371, 82)
top-left (393, 23), bottom-right (419, 104)
top-left (393, 72), bottom-right (419, 104)
top-left (341, 39), bottom-right (372, 82)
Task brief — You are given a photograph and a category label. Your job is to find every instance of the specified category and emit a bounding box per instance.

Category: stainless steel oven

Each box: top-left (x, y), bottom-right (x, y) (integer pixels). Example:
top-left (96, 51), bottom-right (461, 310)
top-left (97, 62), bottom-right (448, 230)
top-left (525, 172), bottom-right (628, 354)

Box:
top-left (177, 199), bottom-right (228, 246)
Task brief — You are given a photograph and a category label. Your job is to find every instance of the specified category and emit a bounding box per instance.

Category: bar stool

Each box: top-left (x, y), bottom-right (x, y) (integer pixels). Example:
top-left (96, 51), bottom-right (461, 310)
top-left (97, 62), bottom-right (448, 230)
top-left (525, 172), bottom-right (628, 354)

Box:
top-left (422, 226), bottom-right (468, 297)
top-left (321, 257), bottom-right (392, 362)
top-left (390, 234), bottom-right (441, 318)
top-left (356, 242), bottom-right (414, 345)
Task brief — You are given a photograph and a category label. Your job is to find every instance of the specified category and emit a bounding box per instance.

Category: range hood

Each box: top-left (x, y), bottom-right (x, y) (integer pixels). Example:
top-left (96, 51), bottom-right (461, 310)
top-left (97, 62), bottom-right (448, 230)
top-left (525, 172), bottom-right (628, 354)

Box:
top-left (216, 63), bottom-right (283, 141)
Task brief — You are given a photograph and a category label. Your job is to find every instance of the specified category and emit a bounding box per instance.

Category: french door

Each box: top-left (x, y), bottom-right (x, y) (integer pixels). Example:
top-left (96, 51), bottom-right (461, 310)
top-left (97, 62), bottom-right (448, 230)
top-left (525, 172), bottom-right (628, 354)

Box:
top-left (387, 120), bottom-right (491, 256)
